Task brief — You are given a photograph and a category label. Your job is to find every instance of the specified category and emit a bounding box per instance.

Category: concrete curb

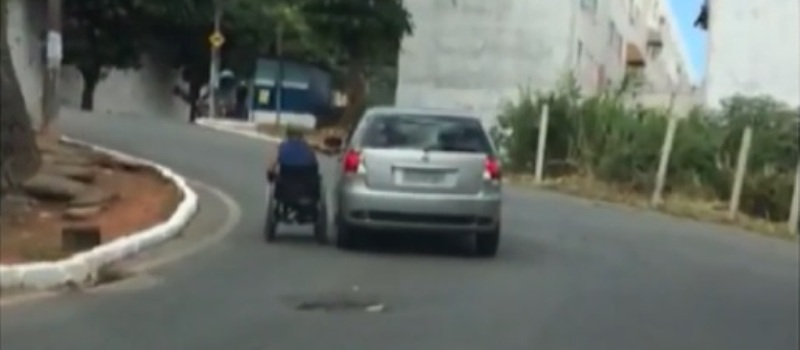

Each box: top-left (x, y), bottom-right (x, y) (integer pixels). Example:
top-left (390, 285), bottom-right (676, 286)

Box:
top-left (0, 137), bottom-right (199, 290)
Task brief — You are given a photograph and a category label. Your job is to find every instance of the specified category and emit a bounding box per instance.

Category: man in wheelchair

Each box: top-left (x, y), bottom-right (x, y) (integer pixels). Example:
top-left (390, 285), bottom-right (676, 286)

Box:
top-left (266, 127), bottom-right (321, 224)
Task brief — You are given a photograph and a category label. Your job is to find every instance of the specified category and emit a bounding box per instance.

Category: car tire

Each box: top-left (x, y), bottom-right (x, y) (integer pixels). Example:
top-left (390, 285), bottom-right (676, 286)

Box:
top-left (474, 228), bottom-right (500, 257)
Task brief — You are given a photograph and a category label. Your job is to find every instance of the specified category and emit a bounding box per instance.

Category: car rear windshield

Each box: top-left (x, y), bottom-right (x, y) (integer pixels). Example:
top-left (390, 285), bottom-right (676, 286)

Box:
top-left (360, 114), bottom-right (494, 155)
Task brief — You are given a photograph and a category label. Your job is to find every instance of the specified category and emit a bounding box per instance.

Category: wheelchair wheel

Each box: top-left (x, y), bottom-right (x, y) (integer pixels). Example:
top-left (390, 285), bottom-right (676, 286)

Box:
top-left (264, 193), bottom-right (278, 242)
top-left (313, 199), bottom-right (328, 245)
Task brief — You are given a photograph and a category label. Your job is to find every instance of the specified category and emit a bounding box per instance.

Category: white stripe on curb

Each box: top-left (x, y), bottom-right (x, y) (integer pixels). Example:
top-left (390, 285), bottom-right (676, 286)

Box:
top-left (0, 137), bottom-right (199, 290)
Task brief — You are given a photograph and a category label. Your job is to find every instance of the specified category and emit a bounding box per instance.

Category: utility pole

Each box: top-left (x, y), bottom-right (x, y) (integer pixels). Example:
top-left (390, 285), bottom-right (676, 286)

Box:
top-left (41, 0), bottom-right (62, 133)
top-left (274, 23), bottom-right (284, 126)
top-left (208, 2), bottom-right (223, 119)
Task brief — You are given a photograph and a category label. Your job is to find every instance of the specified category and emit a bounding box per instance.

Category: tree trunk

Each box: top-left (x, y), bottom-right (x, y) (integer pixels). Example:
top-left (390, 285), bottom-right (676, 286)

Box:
top-left (182, 61), bottom-right (208, 123)
top-left (0, 0), bottom-right (41, 196)
top-left (79, 65), bottom-right (100, 111)
top-left (188, 82), bottom-right (200, 123)
top-left (338, 61), bottom-right (367, 128)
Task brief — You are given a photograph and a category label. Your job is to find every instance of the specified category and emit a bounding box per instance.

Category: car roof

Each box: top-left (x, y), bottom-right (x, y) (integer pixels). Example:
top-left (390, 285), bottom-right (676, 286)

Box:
top-left (365, 106), bottom-right (480, 120)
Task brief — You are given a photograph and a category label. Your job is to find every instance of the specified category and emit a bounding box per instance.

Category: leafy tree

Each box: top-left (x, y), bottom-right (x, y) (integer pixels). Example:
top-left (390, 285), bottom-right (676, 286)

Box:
top-left (301, 0), bottom-right (413, 127)
top-left (138, 0), bottom-right (291, 122)
top-left (134, 0), bottom-right (215, 122)
top-left (132, 0), bottom-right (413, 124)
top-left (63, 0), bottom-right (144, 110)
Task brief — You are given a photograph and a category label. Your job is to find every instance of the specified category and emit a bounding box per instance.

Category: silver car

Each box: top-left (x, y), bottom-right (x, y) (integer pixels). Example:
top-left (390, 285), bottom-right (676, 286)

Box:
top-left (329, 107), bottom-right (502, 256)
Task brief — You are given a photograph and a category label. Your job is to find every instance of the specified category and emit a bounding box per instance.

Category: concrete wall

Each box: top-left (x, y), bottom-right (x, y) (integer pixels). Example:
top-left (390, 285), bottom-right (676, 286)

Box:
top-left (573, 0), bottom-right (628, 91)
top-left (705, 0), bottom-right (799, 108)
top-left (656, 0), bottom-right (695, 89)
top-left (6, 0), bottom-right (189, 121)
top-left (395, 0), bottom-right (699, 124)
top-left (396, 0), bottom-right (573, 124)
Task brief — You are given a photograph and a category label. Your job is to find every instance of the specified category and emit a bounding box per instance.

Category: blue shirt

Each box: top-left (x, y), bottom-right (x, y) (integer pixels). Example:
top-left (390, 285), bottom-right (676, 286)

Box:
top-left (277, 138), bottom-right (317, 167)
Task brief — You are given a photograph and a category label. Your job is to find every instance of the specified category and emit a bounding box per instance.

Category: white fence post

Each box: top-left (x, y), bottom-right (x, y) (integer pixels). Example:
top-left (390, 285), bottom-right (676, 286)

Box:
top-left (651, 115), bottom-right (679, 207)
top-left (728, 126), bottom-right (753, 220)
top-left (534, 104), bottom-right (550, 183)
top-left (789, 160), bottom-right (799, 235)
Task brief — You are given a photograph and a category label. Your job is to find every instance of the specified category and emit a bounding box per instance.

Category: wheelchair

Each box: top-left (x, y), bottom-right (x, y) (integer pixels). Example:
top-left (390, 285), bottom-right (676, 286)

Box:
top-left (264, 165), bottom-right (328, 244)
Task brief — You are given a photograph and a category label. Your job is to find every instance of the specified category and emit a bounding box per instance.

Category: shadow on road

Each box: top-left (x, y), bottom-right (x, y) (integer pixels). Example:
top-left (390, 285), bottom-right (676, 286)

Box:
top-left (349, 231), bottom-right (476, 258)
top-left (269, 226), bottom-right (476, 258)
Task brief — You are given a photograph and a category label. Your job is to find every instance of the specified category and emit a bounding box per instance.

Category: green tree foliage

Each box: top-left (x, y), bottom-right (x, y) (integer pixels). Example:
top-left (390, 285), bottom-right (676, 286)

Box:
top-left (134, 0), bottom-right (216, 121)
top-left (133, 0), bottom-right (323, 122)
top-left (301, 0), bottom-right (413, 126)
top-left (63, 0), bottom-right (145, 111)
top-left (61, 0), bottom-right (414, 122)
top-left (494, 79), bottom-right (799, 222)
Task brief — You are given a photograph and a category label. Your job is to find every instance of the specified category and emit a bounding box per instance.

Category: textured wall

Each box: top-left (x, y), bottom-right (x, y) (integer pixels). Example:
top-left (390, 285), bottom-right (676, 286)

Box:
top-left (705, 0), bottom-right (799, 108)
top-left (396, 0), bottom-right (573, 124)
top-left (6, 0), bottom-right (189, 121)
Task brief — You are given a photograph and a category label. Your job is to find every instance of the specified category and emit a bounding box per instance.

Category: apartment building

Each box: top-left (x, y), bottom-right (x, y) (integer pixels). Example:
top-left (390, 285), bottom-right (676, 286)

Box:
top-left (395, 0), bottom-right (696, 123)
top-left (614, 0), bottom-right (699, 112)
top-left (697, 0), bottom-right (799, 108)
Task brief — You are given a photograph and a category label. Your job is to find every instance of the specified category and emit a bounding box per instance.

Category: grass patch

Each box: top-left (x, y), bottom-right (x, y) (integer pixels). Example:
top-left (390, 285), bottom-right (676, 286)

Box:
top-left (508, 173), bottom-right (796, 240)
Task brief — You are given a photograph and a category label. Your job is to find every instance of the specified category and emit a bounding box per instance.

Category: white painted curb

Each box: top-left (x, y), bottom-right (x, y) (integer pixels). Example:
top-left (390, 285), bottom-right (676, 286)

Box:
top-left (196, 118), bottom-right (282, 143)
top-left (0, 137), bottom-right (199, 290)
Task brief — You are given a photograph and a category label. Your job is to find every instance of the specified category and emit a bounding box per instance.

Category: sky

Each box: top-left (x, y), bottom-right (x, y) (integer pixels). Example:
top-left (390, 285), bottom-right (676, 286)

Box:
top-left (666, 0), bottom-right (707, 81)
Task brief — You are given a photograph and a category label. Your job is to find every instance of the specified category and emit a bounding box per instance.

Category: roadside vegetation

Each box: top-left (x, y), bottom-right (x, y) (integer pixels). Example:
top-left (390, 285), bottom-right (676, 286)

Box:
top-left (2, 0), bottom-right (411, 260)
top-left (61, 0), bottom-right (412, 125)
top-left (492, 78), bottom-right (799, 237)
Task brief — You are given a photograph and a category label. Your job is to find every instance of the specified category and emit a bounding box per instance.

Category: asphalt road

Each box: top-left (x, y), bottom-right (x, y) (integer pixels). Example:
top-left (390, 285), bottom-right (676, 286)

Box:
top-left (1, 111), bottom-right (797, 350)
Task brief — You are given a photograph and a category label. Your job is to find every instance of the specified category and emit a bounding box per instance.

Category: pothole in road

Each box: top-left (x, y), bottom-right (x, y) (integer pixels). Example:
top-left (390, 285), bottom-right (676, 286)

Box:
top-left (288, 292), bottom-right (389, 313)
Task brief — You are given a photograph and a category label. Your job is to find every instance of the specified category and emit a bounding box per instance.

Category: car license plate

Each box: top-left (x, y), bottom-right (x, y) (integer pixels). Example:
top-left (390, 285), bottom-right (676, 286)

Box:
top-left (402, 170), bottom-right (445, 185)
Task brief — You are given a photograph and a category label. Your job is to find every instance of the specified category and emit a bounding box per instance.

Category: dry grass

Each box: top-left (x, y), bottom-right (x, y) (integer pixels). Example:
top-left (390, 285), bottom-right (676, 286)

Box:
top-left (508, 173), bottom-right (796, 240)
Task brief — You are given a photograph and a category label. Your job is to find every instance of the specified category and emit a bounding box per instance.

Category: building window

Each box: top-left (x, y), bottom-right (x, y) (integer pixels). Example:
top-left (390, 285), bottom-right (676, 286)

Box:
top-left (581, 0), bottom-right (598, 13)
top-left (647, 45), bottom-right (662, 59)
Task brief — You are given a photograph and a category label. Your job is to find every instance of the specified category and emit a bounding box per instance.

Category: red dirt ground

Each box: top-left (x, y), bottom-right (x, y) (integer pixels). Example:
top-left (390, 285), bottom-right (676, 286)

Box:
top-left (0, 142), bottom-right (181, 264)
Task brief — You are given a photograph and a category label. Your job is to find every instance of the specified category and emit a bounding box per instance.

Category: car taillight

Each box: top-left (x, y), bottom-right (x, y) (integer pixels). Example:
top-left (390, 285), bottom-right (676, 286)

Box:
top-left (484, 157), bottom-right (501, 180)
top-left (342, 150), bottom-right (361, 173)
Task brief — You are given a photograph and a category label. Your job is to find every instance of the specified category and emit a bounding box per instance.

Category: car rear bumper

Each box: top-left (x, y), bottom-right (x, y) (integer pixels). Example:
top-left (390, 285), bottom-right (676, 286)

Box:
top-left (337, 184), bottom-right (501, 234)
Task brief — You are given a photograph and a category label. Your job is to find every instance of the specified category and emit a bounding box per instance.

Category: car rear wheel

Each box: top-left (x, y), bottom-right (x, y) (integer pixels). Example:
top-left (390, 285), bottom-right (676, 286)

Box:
top-left (474, 228), bottom-right (500, 257)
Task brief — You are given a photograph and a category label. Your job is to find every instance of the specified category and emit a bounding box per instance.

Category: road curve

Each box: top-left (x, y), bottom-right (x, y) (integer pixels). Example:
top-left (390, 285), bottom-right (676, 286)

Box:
top-left (1, 111), bottom-right (797, 350)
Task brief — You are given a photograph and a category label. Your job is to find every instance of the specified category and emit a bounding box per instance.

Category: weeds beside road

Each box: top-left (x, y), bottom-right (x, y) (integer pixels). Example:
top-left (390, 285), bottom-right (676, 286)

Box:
top-left (494, 82), bottom-right (798, 239)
